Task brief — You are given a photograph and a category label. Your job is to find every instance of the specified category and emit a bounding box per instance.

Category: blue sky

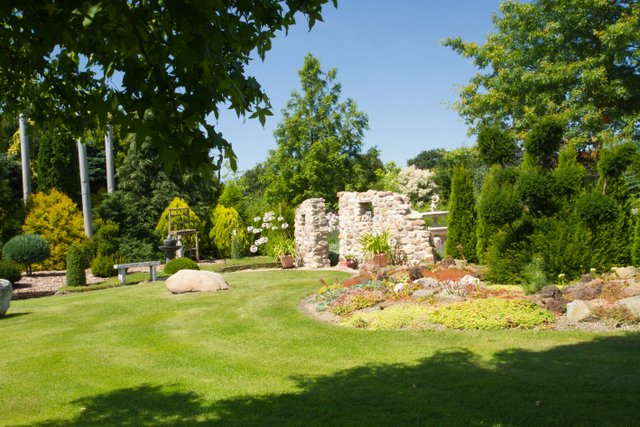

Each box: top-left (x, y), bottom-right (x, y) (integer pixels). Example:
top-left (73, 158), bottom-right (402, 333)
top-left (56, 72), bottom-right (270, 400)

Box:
top-left (214, 1), bottom-right (503, 172)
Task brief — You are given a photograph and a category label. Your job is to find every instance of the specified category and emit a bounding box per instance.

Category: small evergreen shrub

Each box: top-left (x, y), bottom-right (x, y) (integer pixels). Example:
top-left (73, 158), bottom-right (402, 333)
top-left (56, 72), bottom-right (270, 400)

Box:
top-left (428, 298), bottom-right (555, 330)
top-left (521, 255), bottom-right (548, 295)
top-left (90, 254), bottom-right (124, 278)
top-left (164, 257), bottom-right (200, 275)
top-left (2, 234), bottom-right (50, 275)
top-left (230, 233), bottom-right (246, 260)
top-left (0, 259), bottom-right (22, 284)
top-left (66, 244), bottom-right (87, 287)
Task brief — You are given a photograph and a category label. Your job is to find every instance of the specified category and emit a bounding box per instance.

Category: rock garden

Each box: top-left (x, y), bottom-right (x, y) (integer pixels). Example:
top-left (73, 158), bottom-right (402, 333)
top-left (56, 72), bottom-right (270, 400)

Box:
top-left (305, 263), bottom-right (640, 332)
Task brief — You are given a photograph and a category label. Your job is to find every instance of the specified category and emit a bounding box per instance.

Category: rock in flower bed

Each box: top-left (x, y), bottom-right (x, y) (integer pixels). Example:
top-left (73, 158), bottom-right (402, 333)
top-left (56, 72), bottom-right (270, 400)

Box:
top-left (529, 266), bottom-right (640, 329)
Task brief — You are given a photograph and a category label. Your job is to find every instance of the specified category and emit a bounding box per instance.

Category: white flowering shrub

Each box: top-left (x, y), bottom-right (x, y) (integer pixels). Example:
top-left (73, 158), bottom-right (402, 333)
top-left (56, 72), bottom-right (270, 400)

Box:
top-left (247, 211), bottom-right (291, 254)
top-left (397, 165), bottom-right (437, 209)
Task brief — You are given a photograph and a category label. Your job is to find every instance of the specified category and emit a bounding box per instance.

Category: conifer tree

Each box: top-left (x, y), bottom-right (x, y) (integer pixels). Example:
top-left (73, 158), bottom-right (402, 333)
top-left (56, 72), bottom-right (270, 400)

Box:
top-left (445, 164), bottom-right (477, 262)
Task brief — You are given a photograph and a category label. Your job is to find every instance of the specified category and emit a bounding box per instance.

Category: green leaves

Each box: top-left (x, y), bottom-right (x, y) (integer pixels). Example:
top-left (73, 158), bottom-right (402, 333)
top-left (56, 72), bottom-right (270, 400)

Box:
top-left (445, 0), bottom-right (640, 149)
top-left (262, 54), bottom-right (379, 208)
top-left (0, 1), bottom-right (336, 172)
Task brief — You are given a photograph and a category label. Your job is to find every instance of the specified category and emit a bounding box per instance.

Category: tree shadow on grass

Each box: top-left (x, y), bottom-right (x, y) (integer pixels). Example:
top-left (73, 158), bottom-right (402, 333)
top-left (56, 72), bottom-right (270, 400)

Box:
top-left (28, 333), bottom-right (640, 426)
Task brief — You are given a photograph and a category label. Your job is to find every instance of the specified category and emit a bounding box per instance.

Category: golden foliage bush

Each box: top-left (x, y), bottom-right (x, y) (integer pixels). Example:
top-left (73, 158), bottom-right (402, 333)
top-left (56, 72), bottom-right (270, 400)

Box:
top-left (23, 189), bottom-right (85, 270)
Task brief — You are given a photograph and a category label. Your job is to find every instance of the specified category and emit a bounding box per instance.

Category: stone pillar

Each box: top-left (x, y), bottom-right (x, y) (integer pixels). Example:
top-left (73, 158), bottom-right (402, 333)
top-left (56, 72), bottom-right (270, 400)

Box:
top-left (295, 198), bottom-right (330, 268)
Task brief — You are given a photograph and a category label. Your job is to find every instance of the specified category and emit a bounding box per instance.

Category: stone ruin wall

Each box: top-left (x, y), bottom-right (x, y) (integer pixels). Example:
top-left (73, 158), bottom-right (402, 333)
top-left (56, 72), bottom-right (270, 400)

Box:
top-left (338, 191), bottom-right (435, 265)
top-left (294, 198), bottom-right (331, 268)
top-left (294, 192), bottom-right (436, 268)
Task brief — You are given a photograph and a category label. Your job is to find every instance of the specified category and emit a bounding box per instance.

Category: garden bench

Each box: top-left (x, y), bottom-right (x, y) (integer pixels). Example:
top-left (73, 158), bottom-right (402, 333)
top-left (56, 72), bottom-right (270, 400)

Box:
top-left (113, 261), bottom-right (161, 285)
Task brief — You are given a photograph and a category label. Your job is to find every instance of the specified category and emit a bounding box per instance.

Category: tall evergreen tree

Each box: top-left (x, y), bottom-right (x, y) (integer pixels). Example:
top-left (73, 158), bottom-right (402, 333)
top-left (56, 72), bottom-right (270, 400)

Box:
top-left (36, 127), bottom-right (80, 200)
top-left (262, 54), bottom-right (381, 208)
top-left (445, 164), bottom-right (477, 262)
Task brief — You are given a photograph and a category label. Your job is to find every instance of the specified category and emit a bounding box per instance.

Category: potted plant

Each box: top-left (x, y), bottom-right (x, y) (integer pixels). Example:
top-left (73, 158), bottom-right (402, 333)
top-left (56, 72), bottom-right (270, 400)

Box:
top-left (344, 254), bottom-right (358, 270)
top-left (360, 230), bottom-right (392, 268)
top-left (272, 238), bottom-right (297, 269)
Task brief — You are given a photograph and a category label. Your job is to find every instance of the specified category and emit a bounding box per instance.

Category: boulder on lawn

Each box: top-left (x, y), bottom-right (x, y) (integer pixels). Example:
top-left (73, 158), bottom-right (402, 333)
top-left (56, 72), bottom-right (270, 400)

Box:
top-left (166, 269), bottom-right (230, 294)
top-left (0, 279), bottom-right (12, 317)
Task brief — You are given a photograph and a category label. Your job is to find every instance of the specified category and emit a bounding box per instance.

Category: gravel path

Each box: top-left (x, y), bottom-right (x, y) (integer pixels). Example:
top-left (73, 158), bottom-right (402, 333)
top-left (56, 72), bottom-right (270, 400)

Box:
top-left (11, 266), bottom-right (154, 300)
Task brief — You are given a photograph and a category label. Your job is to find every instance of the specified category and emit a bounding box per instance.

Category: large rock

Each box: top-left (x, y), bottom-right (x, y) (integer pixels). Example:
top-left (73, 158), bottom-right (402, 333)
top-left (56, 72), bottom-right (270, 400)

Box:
top-left (415, 277), bottom-right (440, 289)
top-left (566, 300), bottom-right (592, 322)
top-left (615, 266), bottom-right (638, 280)
top-left (564, 281), bottom-right (602, 301)
top-left (622, 284), bottom-right (640, 298)
top-left (166, 270), bottom-right (230, 294)
top-left (0, 279), bottom-right (12, 317)
top-left (616, 295), bottom-right (640, 317)
top-left (459, 275), bottom-right (479, 287)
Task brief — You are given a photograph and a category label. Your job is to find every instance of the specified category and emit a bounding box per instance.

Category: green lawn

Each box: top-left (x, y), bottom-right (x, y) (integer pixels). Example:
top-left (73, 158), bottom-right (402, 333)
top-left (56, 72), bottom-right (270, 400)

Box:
top-left (1, 270), bottom-right (639, 426)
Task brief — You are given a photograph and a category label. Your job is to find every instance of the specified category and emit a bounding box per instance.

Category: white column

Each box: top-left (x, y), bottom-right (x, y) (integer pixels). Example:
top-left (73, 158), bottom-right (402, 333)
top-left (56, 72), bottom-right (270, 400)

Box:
top-left (18, 114), bottom-right (31, 204)
top-left (105, 124), bottom-right (115, 193)
top-left (77, 140), bottom-right (93, 238)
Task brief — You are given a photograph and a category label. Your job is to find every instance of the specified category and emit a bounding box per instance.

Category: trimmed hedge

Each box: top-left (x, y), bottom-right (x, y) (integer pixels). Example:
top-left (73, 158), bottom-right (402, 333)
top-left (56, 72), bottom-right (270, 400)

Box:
top-left (66, 244), bottom-right (87, 287)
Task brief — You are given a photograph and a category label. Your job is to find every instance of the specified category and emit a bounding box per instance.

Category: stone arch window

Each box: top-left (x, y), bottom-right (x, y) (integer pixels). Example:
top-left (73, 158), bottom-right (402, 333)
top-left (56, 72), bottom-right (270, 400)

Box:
top-left (358, 202), bottom-right (373, 218)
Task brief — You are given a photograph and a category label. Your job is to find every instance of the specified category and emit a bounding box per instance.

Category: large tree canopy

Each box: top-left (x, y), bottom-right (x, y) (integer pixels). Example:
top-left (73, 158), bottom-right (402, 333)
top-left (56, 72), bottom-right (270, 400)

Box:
top-left (444, 0), bottom-right (640, 149)
top-left (262, 53), bottom-right (381, 207)
top-left (0, 1), bottom-right (335, 171)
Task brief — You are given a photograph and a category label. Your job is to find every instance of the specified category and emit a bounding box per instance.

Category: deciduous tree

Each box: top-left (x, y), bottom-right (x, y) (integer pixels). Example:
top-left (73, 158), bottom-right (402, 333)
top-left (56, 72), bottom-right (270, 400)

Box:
top-left (445, 0), bottom-right (640, 149)
top-left (0, 1), bottom-right (336, 171)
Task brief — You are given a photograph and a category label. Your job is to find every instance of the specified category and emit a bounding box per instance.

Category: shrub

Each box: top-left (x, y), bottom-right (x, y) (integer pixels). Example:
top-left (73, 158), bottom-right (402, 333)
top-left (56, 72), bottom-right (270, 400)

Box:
top-left (330, 290), bottom-right (385, 316)
top-left (2, 234), bottom-right (50, 275)
top-left (428, 298), bottom-right (555, 330)
top-left (342, 304), bottom-right (432, 330)
top-left (523, 116), bottom-right (564, 169)
top-left (0, 259), bottom-right (22, 284)
top-left (476, 123), bottom-right (517, 167)
top-left (164, 257), bottom-right (200, 275)
top-left (445, 164), bottom-right (477, 261)
top-left (521, 255), bottom-right (548, 295)
top-left (514, 167), bottom-right (556, 216)
top-left (66, 244), bottom-right (87, 287)
top-left (90, 254), bottom-right (124, 278)
top-left (155, 197), bottom-right (204, 239)
top-left (22, 189), bottom-right (85, 270)
top-left (209, 205), bottom-right (246, 258)
top-left (230, 233), bottom-right (246, 260)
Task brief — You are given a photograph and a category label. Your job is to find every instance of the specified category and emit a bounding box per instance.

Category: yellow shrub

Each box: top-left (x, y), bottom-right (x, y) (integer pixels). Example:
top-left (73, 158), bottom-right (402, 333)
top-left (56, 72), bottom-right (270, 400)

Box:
top-left (209, 204), bottom-right (246, 258)
top-left (155, 197), bottom-right (204, 238)
top-left (23, 189), bottom-right (86, 270)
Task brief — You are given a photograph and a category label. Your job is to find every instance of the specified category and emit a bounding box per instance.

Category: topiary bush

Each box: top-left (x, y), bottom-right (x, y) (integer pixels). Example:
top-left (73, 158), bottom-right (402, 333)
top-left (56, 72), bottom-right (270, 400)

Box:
top-left (0, 259), bottom-right (22, 284)
top-left (163, 257), bottom-right (200, 275)
top-left (22, 189), bottom-right (85, 270)
top-left (2, 234), bottom-right (50, 275)
top-left (90, 253), bottom-right (124, 278)
top-left (66, 244), bottom-right (87, 286)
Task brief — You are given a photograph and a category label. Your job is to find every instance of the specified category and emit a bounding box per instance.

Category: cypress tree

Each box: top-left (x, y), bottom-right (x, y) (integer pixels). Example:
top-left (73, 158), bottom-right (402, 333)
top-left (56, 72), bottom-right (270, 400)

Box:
top-left (445, 164), bottom-right (477, 262)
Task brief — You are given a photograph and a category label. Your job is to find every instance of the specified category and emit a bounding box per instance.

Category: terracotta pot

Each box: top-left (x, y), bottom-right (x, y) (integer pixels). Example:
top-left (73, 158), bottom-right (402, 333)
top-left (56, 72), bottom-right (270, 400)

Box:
top-left (280, 254), bottom-right (295, 269)
top-left (373, 253), bottom-right (388, 268)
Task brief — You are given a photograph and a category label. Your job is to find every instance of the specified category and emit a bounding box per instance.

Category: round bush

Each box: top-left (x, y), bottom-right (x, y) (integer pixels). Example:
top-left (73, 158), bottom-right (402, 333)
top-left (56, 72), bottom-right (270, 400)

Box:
top-left (0, 259), bottom-right (22, 284)
top-left (164, 258), bottom-right (200, 275)
top-left (90, 254), bottom-right (123, 278)
top-left (2, 234), bottom-right (50, 274)
top-left (66, 244), bottom-right (87, 287)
